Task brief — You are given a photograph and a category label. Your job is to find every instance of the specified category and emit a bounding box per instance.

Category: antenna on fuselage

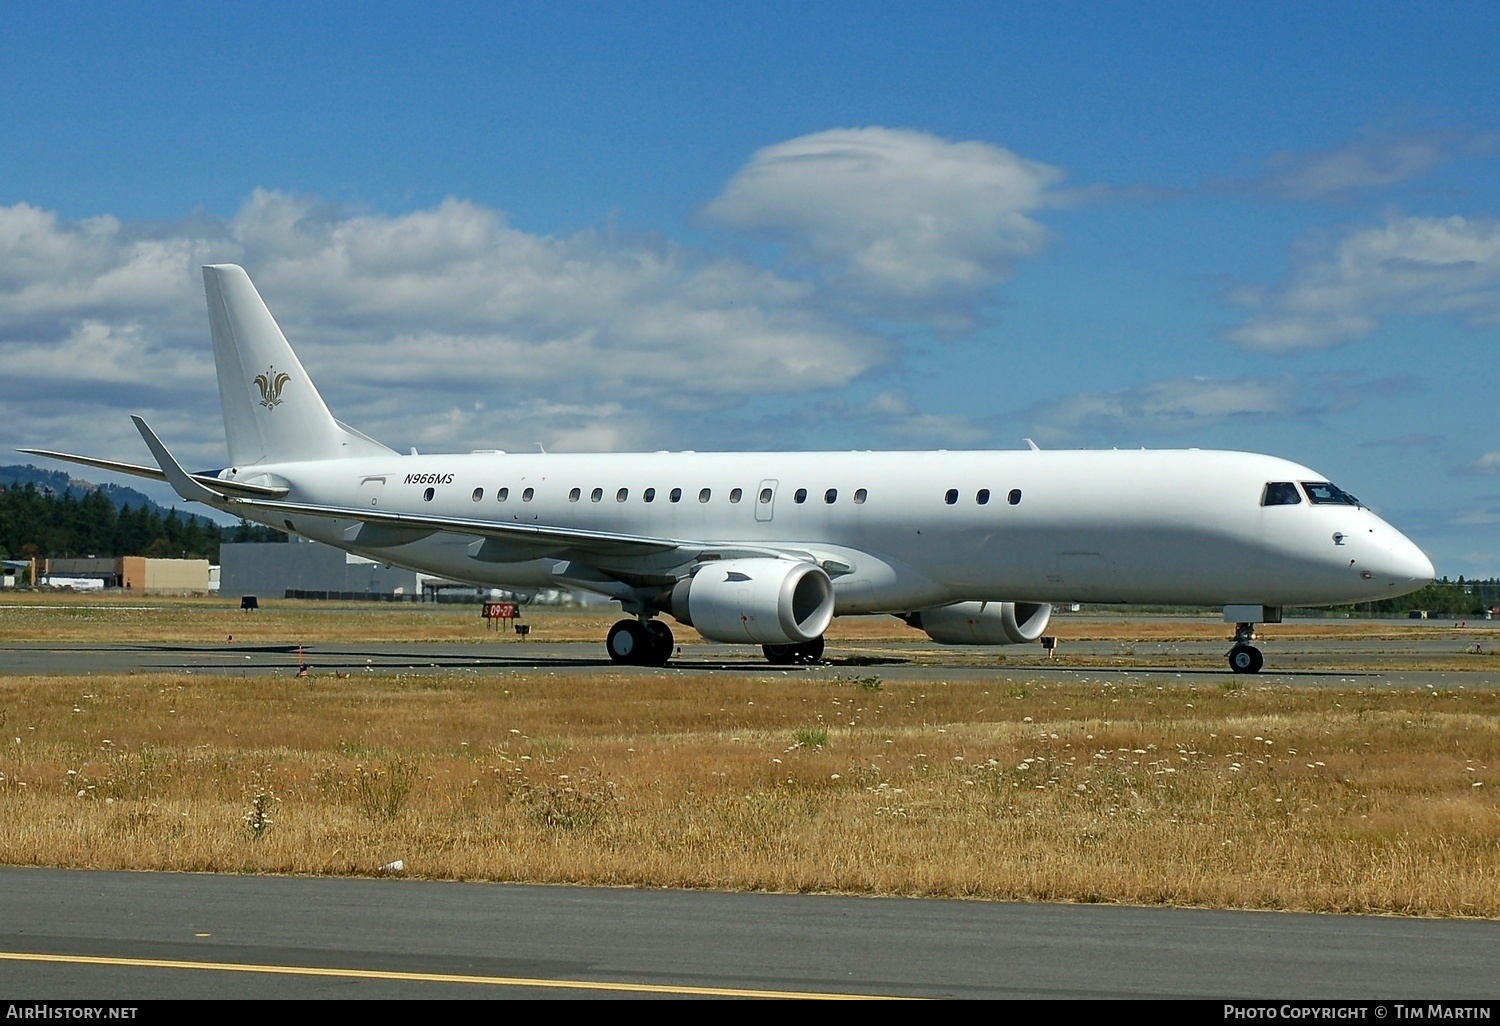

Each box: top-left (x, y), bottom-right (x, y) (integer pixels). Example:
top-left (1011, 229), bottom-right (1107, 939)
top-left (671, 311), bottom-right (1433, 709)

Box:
top-left (1023, 438), bottom-right (1041, 451)
top-left (534, 442), bottom-right (548, 455)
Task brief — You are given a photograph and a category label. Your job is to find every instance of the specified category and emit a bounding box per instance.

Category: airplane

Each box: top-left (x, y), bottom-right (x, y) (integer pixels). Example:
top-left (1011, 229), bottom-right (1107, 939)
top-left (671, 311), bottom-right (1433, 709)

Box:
top-left (21, 264), bottom-right (1436, 673)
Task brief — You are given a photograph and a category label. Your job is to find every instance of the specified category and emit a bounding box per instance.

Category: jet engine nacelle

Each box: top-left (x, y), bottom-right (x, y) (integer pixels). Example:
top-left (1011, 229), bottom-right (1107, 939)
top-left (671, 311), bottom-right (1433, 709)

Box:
top-left (909, 600), bottom-right (1052, 645)
top-left (671, 558), bottom-right (835, 645)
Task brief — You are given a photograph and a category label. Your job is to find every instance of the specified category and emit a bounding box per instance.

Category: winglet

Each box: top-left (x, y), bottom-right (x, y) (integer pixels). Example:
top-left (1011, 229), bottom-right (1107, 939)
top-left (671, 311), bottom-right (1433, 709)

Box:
top-left (131, 416), bottom-right (227, 504)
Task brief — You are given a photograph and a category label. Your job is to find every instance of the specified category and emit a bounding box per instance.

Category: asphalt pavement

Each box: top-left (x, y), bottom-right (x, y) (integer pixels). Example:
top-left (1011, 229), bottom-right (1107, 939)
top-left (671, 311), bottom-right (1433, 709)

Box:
top-left (1, 868), bottom-right (1498, 999)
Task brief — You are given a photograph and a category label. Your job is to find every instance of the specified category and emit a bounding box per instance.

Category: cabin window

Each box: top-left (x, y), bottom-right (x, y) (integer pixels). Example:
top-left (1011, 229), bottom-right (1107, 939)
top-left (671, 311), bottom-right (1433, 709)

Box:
top-left (1262, 482), bottom-right (1301, 506)
top-left (522, 487), bottom-right (534, 502)
top-left (699, 488), bottom-right (711, 503)
top-left (944, 489), bottom-right (958, 505)
top-left (729, 487), bottom-right (743, 503)
top-left (976, 489), bottom-right (990, 505)
top-left (1301, 481), bottom-right (1360, 506)
top-left (591, 487), bottom-right (603, 502)
top-left (423, 487), bottom-right (435, 502)
top-left (1007, 489), bottom-right (1021, 506)
top-left (644, 487), bottom-right (656, 503)
top-left (471, 487), bottom-right (483, 502)
top-left (497, 487), bottom-right (509, 502)
top-left (825, 488), bottom-right (837, 504)
top-left (568, 487), bottom-right (581, 502)
top-left (670, 487), bottom-right (682, 503)
top-left (794, 488), bottom-right (808, 504)
top-left (854, 488), bottom-right (867, 504)
top-left (616, 488), bottom-right (628, 502)
top-left (759, 487), bottom-right (773, 504)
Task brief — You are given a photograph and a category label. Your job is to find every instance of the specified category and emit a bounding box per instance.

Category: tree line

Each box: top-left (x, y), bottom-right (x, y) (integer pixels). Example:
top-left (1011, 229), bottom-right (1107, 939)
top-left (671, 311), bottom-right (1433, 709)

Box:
top-left (1323, 578), bottom-right (1500, 617)
top-left (0, 482), bottom-right (286, 564)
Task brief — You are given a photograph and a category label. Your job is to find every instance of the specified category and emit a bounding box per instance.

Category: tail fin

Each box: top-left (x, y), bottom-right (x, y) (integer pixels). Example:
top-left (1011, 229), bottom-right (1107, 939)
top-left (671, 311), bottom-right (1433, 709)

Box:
top-left (203, 264), bottom-right (393, 466)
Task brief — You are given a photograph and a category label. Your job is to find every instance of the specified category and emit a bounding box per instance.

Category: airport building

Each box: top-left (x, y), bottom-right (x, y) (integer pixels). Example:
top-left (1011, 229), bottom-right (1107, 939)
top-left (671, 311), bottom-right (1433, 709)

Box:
top-left (38, 556), bottom-right (211, 595)
top-left (219, 539), bottom-right (419, 599)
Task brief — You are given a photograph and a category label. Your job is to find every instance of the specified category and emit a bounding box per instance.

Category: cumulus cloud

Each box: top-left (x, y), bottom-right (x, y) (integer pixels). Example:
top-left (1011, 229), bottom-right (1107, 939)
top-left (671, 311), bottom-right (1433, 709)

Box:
top-left (1018, 372), bottom-right (1416, 440)
top-left (2, 127), bottom-right (1085, 464)
top-left (699, 127), bottom-right (1068, 329)
top-left (0, 190), bottom-right (894, 464)
top-left (1225, 215), bottom-right (1500, 352)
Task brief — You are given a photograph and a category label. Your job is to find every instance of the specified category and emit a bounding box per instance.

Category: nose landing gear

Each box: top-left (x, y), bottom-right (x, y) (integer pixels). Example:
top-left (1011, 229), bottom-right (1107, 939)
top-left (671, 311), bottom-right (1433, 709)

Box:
top-left (1222, 605), bottom-right (1280, 674)
top-left (1227, 619), bottom-right (1263, 674)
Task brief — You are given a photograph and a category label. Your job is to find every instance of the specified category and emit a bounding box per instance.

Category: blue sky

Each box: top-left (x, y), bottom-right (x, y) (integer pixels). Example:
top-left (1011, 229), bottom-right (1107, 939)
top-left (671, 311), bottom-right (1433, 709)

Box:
top-left (2, 2), bottom-right (1498, 576)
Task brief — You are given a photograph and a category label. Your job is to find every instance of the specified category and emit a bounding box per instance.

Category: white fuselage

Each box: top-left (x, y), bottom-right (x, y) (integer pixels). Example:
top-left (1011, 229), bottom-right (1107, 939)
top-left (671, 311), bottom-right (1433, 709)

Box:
top-left (219, 447), bottom-right (1435, 613)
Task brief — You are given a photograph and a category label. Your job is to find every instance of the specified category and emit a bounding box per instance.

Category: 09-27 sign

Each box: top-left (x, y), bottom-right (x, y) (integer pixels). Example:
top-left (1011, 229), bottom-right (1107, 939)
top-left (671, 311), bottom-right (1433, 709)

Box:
top-left (482, 602), bottom-right (519, 621)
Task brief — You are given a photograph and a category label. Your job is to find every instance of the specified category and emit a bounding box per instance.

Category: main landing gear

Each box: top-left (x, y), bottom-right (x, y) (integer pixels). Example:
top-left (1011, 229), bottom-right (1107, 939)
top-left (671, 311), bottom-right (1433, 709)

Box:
top-left (1228, 621), bottom-right (1264, 675)
top-left (606, 618), bottom-right (674, 667)
top-left (762, 637), bottom-right (825, 665)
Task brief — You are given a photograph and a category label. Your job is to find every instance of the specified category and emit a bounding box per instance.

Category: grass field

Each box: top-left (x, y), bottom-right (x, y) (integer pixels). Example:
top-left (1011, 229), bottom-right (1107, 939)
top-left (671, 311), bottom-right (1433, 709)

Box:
top-left (2, 590), bottom-right (1496, 646)
top-left (1, 594), bottom-right (1498, 916)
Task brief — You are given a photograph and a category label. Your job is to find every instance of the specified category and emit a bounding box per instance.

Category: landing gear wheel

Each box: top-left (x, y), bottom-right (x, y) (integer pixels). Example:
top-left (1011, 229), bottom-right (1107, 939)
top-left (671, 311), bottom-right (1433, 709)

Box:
top-left (1228, 644), bottom-right (1263, 674)
top-left (791, 636), bottom-right (825, 664)
top-left (606, 619), bottom-right (649, 664)
top-left (763, 643), bottom-right (796, 665)
top-left (763, 636), bottom-right (825, 665)
top-left (644, 620), bottom-right (674, 667)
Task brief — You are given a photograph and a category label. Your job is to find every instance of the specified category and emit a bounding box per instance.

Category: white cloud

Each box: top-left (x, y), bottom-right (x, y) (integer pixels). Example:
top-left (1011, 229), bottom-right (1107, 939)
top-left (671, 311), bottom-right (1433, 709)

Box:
top-left (1018, 372), bottom-right (1416, 440)
top-left (0, 190), bottom-right (892, 463)
top-left (1226, 215), bottom-right (1500, 352)
top-left (1466, 451), bottom-right (1500, 475)
top-left (0, 129), bottom-right (1084, 464)
top-left (699, 127), bottom-right (1066, 324)
top-left (1249, 136), bottom-right (1451, 201)
top-left (1026, 376), bottom-right (1295, 436)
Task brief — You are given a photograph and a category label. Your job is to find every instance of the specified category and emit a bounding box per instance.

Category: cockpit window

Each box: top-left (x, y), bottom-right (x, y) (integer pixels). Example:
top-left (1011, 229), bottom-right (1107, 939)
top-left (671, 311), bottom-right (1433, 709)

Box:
top-left (1301, 481), bottom-right (1360, 506)
top-left (1261, 482), bottom-right (1301, 506)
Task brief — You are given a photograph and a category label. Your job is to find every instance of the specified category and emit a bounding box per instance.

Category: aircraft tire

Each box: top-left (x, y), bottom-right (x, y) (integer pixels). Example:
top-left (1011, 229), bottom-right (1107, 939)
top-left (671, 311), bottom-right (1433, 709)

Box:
top-left (763, 643), bottom-right (796, 665)
top-left (1228, 644), bottom-right (1263, 674)
top-left (791, 636), bottom-right (825, 664)
top-left (606, 619), bottom-right (649, 664)
top-left (644, 620), bottom-right (674, 666)
top-left (764, 637), bottom-right (824, 665)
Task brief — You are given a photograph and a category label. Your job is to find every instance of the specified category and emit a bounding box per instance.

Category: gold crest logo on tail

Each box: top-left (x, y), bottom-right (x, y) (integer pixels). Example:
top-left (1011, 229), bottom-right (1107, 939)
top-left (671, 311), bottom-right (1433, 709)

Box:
top-left (254, 367), bottom-right (291, 409)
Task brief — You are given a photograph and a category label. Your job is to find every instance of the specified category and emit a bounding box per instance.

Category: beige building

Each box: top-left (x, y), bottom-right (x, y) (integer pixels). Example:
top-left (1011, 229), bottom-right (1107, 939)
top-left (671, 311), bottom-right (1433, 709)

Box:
top-left (119, 557), bottom-right (211, 595)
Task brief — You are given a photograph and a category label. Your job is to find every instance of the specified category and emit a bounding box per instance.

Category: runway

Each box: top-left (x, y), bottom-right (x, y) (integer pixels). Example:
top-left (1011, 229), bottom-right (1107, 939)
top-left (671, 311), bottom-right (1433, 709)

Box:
top-left (1, 636), bottom-right (1495, 689)
top-left (2, 867), bottom-right (1498, 999)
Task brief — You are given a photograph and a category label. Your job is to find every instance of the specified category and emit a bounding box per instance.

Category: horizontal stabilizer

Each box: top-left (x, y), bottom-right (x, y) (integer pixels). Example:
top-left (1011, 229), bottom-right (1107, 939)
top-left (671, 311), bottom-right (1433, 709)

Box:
top-left (16, 447), bottom-right (288, 498)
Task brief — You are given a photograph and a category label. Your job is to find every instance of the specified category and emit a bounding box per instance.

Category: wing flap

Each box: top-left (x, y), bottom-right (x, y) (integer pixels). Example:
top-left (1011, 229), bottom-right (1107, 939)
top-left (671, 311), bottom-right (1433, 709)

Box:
top-left (231, 495), bottom-right (686, 558)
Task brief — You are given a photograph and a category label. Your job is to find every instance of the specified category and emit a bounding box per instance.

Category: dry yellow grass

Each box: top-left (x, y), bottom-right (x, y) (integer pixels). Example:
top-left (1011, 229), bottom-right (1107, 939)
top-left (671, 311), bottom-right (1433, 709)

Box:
top-left (1, 669), bottom-right (1497, 916)
top-left (4, 591), bottom-right (1497, 649)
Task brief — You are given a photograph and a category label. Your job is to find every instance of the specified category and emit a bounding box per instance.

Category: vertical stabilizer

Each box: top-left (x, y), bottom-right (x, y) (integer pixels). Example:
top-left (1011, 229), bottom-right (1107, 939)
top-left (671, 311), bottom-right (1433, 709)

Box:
top-left (203, 264), bottom-right (391, 466)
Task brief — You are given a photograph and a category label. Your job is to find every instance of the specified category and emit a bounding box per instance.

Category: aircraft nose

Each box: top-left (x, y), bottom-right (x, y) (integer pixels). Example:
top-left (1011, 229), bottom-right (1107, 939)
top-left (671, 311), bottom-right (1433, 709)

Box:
top-left (1375, 530), bottom-right (1435, 590)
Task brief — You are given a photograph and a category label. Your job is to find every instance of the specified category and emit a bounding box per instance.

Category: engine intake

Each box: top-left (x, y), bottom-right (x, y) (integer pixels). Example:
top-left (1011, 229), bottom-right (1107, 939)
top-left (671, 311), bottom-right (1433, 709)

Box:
top-left (670, 558), bottom-right (835, 645)
top-left (908, 601), bottom-right (1052, 645)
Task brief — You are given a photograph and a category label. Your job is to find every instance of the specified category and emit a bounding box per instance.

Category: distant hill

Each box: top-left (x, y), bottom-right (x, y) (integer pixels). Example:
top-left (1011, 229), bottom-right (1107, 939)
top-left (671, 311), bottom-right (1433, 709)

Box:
top-left (0, 465), bottom-right (286, 562)
top-left (0, 464), bottom-right (217, 527)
